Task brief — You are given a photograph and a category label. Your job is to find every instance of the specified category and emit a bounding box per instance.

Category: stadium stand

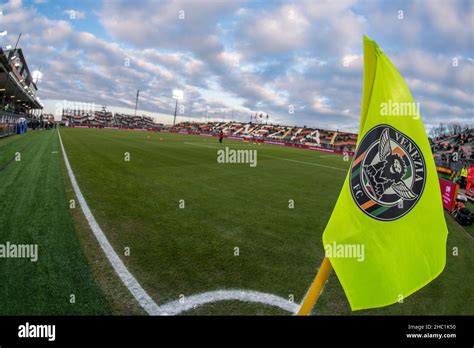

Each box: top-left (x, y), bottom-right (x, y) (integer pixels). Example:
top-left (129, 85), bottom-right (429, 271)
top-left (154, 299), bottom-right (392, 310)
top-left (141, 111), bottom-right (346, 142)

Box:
top-left (169, 121), bottom-right (358, 153)
top-left (169, 121), bottom-right (473, 160)
top-left (0, 47), bottom-right (44, 137)
top-left (62, 108), bottom-right (161, 130)
top-left (430, 127), bottom-right (474, 205)
top-left (432, 128), bottom-right (474, 172)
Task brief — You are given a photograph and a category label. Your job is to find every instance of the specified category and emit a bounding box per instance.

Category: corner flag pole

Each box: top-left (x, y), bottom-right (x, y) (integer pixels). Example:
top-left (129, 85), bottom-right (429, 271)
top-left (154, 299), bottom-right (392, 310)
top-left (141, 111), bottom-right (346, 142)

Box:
top-left (297, 257), bottom-right (333, 315)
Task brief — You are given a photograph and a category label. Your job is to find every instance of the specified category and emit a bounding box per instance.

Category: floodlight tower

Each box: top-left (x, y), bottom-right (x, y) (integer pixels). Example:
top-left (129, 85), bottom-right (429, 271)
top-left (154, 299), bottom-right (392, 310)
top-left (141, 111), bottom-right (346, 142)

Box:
top-left (134, 89), bottom-right (140, 117)
top-left (172, 89), bottom-right (183, 126)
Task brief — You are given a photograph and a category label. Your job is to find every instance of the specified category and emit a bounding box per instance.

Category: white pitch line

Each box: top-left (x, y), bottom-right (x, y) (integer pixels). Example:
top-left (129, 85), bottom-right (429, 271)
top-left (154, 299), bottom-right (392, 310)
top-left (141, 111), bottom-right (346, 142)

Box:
top-left (158, 290), bottom-right (299, 315)
top-left (185, 141), bottom-right (347, 172)
top-left (184, 141), bottom-right (219, 149)
top-left (58, 129), bottom-right (163, 315)
top-left (260, 154), bottom-right (347, 172)
top-left (58, 130), bottom-right (298, 315)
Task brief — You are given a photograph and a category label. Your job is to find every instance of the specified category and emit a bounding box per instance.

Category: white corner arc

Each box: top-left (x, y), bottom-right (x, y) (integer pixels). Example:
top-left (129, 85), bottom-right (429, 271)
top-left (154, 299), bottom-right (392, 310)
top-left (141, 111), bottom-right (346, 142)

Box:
top-left (58, 129), bottom-right (299, 315)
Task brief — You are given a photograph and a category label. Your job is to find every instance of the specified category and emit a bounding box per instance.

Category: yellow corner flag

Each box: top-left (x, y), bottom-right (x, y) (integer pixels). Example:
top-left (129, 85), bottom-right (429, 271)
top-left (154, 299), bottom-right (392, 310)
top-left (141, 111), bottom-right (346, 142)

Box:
top-left (319, 36), bottom-right (448, 311)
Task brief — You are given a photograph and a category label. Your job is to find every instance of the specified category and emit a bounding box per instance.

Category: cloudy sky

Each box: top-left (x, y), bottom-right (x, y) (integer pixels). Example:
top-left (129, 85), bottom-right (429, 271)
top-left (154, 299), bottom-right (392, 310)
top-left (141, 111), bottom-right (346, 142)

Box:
top-left (0, 0), bottom-right (472, 131)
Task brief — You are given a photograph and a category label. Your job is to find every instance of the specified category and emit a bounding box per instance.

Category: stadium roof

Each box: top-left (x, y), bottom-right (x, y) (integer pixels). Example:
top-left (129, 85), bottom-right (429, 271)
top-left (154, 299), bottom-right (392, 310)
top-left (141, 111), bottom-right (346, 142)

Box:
top-left (0, 47), bottom-right (42, 111)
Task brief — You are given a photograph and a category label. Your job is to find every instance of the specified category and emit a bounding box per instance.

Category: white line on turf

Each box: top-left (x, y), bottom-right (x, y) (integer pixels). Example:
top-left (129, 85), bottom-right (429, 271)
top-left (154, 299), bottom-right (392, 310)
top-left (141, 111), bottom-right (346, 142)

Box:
top-left (260, 155), bottom-right (347, 172)
top-left (184, 141), bottom-right (218, 149)
top-left (184, 141), bottom-right (347, 172)
top-left (58, 129), bottom-right (163, 315)
top-left (58, 130), bottom-right (299, 315)
top-left (158, 290), bottom-right (299, 315)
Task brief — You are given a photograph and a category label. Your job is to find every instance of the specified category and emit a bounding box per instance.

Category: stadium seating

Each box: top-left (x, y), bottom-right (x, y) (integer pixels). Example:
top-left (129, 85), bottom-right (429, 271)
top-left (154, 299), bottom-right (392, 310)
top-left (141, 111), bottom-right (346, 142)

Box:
top-left (63, 110), bottom-right (160, 130)
top-left (170, 121), bottom-right (358, 153)
top-left (432, 129), bottom-right (474, 173)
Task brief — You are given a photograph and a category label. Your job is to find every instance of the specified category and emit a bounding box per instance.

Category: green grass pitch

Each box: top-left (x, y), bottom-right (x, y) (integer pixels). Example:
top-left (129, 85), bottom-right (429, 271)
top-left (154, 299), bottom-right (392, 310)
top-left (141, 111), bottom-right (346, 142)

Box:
top-left (0, 128), bottom-right (472, 315)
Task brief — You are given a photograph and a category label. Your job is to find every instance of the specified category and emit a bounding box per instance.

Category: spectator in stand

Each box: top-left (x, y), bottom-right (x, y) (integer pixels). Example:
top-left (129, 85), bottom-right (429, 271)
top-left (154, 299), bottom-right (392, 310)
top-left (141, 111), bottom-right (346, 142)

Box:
top-left (459, 165), bottom-right (468, 189)
top-left (466, 165), bottom-right (474, 197)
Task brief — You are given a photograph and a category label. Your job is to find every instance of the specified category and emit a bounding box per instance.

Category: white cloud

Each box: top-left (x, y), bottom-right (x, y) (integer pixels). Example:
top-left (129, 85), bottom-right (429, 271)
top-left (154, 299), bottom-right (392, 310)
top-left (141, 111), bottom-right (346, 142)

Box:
top-left (0, 0), bottom-right (470, 131)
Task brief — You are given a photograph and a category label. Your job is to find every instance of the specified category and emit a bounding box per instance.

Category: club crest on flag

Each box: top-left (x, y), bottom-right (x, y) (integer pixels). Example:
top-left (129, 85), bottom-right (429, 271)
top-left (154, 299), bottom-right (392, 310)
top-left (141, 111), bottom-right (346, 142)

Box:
top-left (350, 124), bottom-right (426, 221)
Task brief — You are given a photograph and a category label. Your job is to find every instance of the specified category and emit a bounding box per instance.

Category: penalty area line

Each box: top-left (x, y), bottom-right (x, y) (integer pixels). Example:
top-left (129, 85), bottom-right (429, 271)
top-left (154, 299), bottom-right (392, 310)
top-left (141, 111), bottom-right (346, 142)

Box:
top-left (185, 141), bottom-right (347, 172)
top-left (57, 129), bottom-right (298, 315)
top-left (184, 141), bottom-right (220, 149)
top-left (260, 154), bottom-right (347, 172)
